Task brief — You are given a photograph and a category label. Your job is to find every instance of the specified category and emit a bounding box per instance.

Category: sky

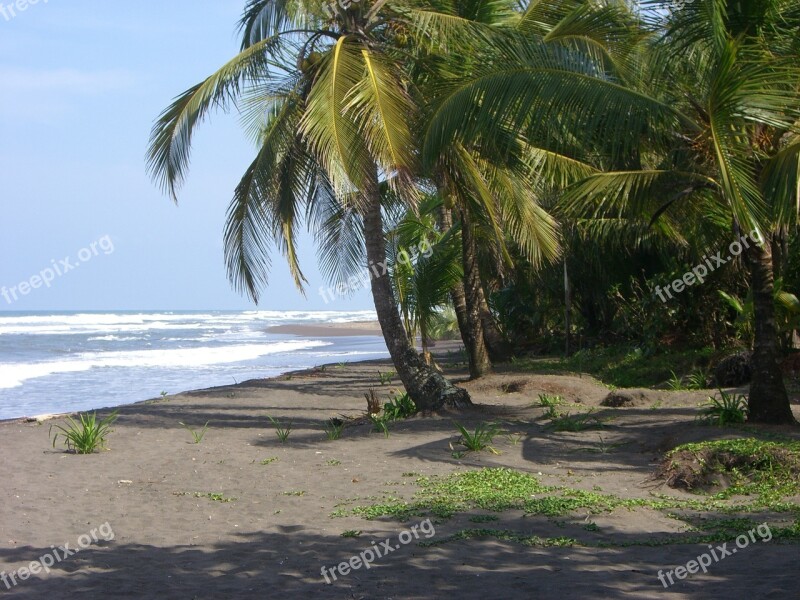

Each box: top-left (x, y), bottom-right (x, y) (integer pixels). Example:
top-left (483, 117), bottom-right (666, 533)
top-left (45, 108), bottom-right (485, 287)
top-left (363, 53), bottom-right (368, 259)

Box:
top-left (0, 0), bottom-right (374, 312)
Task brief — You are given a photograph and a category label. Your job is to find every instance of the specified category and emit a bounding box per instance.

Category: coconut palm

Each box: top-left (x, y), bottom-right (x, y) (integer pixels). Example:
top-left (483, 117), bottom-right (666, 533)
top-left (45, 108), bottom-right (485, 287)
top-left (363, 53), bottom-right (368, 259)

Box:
top-left (387, 195), bottom-right (463, 364)
top-left (426, 0), bottom-right (800, 422)
top-left (560, 0), bottom-right (800, 424)
top-left (412, 0), bottom-right (566, 371)
top-left (147, 0), bottom-right (475, 411)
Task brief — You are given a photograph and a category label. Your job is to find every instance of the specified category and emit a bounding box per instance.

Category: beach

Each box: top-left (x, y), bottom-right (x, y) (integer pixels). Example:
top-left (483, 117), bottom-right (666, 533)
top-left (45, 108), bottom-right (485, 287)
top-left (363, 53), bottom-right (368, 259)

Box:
top-left (1, 350), bottom-right (798, 599)
top-left (265, 321), bottom-right (383, 338)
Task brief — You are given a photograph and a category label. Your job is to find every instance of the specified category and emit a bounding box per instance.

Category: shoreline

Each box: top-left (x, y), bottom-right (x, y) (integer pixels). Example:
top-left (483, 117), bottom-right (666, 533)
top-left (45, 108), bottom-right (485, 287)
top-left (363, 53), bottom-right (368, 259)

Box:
top-left (0, 320), bottom-right (388, 424)
top-left (266, 320), bottom-right (383, 337)
top-left (0, 339), bottom-right (472, 425)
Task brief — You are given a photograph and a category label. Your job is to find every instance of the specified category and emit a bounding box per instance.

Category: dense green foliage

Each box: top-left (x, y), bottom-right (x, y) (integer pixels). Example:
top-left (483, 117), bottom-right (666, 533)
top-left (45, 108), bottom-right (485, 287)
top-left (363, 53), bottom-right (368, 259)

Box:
top-left (148, 0), bottom-right (800, 420)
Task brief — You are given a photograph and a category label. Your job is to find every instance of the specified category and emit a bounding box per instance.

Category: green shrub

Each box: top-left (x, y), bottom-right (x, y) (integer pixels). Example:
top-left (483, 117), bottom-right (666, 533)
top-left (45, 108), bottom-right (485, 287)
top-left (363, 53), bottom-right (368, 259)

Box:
top-left (324, 418), bottom-right (344, 440)
top-left (455, 422), bottom-right (501, 453)
top-left (377, 370), bottom-right (395, 385)
top-left (698, 390), bottom-right (748, 426)
top-left (537, 393), bottom-right (563, 408)
top-left (548, 409), bottom-right (604, 432)
top-left (369, 413), bottom-right (391, 438)
top-left (268, 416), bottom-right (293, 442)
top-left (50, 410), bottom-right (119, 454)
top-left (179, 420), bottom-right (209, 443)
top-left (384, 392), bottom-right (416, 420)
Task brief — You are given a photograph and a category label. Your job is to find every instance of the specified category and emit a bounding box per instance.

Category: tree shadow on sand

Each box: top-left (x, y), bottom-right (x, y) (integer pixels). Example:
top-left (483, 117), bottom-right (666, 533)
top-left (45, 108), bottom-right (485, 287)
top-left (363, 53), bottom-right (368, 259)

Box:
top-left (0, 514), bottom-right (796, 600)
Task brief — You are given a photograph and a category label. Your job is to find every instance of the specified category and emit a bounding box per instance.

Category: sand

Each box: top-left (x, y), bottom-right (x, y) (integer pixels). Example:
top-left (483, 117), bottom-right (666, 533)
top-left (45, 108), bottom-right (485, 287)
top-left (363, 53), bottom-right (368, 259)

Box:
top-left (266, 321), bottom-right (383, 337)
top-left (1, 356), bottom-right (798, 599)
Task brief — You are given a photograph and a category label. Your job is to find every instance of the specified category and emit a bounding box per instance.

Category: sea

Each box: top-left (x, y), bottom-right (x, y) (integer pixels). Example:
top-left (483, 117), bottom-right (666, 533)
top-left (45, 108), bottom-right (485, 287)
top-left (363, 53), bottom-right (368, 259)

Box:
top-left (0, 310), bottom-right (389, 421)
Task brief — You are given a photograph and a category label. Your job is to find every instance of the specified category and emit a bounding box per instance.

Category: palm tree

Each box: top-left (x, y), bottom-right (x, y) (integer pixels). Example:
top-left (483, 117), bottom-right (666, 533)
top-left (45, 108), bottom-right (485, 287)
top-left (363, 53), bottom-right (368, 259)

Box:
top-left (435, 141), bottom-right (562, 371)
top-left (560, 1), bottom-right (800, 423)
top-left (146, 0), bottom-right (472, 411)
top-left (384, 0), bottom-right (515, 376)
top-left (425, 0), bottom-right (799, 422)
top-left (421, 0), bottom-right (643, 366)
top-left (387, 195), bottom-right (463, 364)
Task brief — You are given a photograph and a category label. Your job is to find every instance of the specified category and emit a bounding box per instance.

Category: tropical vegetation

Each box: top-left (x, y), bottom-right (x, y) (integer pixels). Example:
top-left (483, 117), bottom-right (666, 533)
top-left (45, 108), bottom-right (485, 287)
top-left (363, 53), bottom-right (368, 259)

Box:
top-left (148, 0), bottom-right (799, 424)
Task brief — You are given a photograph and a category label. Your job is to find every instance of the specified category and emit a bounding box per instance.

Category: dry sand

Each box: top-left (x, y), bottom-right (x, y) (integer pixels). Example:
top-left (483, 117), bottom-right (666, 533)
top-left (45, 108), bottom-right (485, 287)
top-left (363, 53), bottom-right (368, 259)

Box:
top-left (1, 356), bottom-right (798, 599)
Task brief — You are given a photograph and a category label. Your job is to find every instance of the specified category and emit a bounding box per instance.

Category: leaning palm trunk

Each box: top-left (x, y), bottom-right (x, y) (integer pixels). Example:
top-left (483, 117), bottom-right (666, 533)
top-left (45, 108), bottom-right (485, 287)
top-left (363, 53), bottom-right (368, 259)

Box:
top-left (363, 183), bottom-right (471, 411)
top-left (747, 241), bottom-right (796, 424)
top-left (460, 209), bottom-right (493, 378)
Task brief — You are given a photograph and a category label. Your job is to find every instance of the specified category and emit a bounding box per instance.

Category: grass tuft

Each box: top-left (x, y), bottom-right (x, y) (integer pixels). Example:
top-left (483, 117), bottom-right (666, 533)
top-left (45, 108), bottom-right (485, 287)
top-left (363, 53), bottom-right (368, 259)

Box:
top-left (50, 410), bottom-right (119, 454)
top-left (454, 422), bottom-right (501, 453)
top-left (179, 421), bottom-right (209, 444)
top-left (268, 416), bottom-right (293, 443)
top-left (697, 390), bottom-right (748, 426)
top-left (324, 418), bottom-right (345, 440)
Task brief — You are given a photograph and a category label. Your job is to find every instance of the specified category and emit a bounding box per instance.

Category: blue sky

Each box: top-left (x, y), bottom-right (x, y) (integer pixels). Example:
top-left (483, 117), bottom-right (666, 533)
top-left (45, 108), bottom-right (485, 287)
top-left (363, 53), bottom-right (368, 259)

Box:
top-left (0, 0), bottom-right (373, 312)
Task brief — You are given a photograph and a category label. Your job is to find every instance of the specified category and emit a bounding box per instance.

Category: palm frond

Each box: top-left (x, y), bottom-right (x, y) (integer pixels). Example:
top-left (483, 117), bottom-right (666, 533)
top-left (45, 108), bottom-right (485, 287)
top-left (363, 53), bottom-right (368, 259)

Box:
top-left (223, 97), bottom-right (310, 301)
top-left (238, 0), bottom-right (297, 48)
top-left (147, 37), bottom-right (283, 201)
top-left (423, 39), bottom-right (688, 167)
top-left (561, 170), bottom-right (716, 222)
top-left (345, 48), bottom-right (418, 197)
top-left (300, 36), bottom-right (372, 201)
top-left (762, 137), bottom-right (800, 226)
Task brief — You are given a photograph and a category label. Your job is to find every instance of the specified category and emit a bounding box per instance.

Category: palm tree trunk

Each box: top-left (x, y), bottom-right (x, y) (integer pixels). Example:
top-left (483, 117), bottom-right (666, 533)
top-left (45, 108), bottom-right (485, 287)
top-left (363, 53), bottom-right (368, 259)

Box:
top-left (459, 208), bottom-right (493, 378)
top-left (564, 259), bottom-right (573, 356)
top-left (479, 298), bottom-right (512, 362)
top-left (363, 182), bottom-right (471, 411)
top-left (458, 207), bottom-right (511, 362)
top-left (437, 204), bottom-right (492, 377)
top-left (747, 240), bottom-right (795, 424)
top-left (449, 281), bottom-right (472, 355)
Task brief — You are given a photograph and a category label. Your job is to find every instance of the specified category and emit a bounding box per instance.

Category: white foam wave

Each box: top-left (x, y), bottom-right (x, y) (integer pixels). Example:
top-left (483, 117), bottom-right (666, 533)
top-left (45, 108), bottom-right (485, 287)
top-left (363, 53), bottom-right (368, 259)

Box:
top-left (0, 311), bottom-right (377, 336)
top-left (0, 340), bottom-right (331, 389)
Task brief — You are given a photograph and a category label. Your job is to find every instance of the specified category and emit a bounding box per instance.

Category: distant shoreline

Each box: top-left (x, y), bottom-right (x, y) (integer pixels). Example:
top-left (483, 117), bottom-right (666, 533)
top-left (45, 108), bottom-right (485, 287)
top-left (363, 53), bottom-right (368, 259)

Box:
top-left (0, 312), bottom-right (385, 421)
top-left (266, 320), bottom-right (383, 337)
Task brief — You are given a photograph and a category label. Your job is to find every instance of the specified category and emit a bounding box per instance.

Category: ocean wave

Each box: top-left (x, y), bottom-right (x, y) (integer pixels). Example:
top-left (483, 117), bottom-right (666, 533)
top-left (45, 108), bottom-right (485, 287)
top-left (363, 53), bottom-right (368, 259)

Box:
top-left (0, 340), bottom-right (331, 389)
top-left (0, 310), bottom-right (377, 336)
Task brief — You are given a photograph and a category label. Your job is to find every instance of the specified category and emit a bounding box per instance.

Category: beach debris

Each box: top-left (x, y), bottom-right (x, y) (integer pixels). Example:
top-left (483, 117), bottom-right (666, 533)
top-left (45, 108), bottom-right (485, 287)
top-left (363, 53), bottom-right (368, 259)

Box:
top-left (601, 390), bottom-right (645, 407)
top-left (25, 413), bottom-right (64, 423)
top-left (365, 389), bottom-right (381, 415)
